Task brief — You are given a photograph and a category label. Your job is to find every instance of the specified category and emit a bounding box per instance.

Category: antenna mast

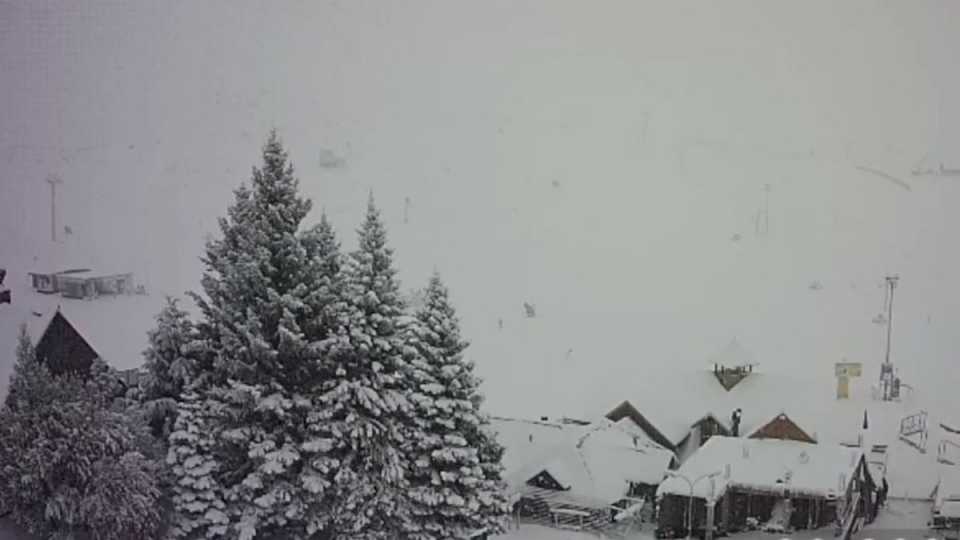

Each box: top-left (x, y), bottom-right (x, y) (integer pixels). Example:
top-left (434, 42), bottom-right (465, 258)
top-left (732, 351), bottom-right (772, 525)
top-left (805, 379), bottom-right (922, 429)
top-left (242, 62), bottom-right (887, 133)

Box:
top-left (881, 275), bottom-right (899, 401)
top-left (45, 174), bottom-right (64, 243)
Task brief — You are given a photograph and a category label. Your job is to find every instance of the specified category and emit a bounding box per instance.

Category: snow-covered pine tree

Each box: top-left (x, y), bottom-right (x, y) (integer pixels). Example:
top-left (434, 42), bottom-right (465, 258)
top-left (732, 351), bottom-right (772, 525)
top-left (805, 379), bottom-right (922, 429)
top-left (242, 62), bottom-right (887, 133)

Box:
top-left (304, 194), bottom-right (416, 538)
top-left (143, 296), bottom-right (199, 440)
top-left (0, 325), bottom-right (163, 540)
top-left (166, 390), bottom-right (231, 539)
top-left (402, 273), bottom-right (510, 539)
top-left (170, 131), bottom-right (340, 539)
top-left (298, 211), bottom-right (343, 375)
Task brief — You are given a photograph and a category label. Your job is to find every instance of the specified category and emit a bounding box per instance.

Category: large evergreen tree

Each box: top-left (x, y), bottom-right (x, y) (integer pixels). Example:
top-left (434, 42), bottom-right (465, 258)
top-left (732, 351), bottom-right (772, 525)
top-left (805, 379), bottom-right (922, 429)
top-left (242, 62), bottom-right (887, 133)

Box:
top-left (169, 132), bottom-right (341, 539)
top-left (304, 195), bottom-right (418, 538)
top-left (0, 326), bottom-right (163, 540)
top-left (402, 274), bottom-right (509, 539)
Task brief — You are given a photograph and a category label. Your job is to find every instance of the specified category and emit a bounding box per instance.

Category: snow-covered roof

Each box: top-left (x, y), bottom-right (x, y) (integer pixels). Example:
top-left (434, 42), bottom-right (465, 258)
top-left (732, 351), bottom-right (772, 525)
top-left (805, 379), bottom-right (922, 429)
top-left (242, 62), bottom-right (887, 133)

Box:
top-left (24, 295), bottom-right (161, 371)
top-left (617, 369), bottom-right (827, 447)
top-left (0, 268), bottom-right (166, 401)
top-left (491, 417), bottom-right (569, 477)
top-left (657, 436), bottom-right (863, 500)
top-left (603, 334), bottom-right (960, 501)
top-left (492, 417), bottom-right (674, 506)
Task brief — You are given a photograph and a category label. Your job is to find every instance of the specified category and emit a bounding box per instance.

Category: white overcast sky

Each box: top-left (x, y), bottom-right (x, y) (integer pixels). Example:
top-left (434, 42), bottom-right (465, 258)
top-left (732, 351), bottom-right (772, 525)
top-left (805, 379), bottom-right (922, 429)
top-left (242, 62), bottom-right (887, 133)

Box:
top-left (2, 1), bottom-right (960, 418)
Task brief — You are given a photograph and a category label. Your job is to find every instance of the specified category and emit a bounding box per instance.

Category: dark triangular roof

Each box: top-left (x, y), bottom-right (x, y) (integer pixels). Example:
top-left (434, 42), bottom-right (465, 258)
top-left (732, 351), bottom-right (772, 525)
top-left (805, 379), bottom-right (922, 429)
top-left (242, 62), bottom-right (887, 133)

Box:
top-left (34, 310), bottom-right (99, 375)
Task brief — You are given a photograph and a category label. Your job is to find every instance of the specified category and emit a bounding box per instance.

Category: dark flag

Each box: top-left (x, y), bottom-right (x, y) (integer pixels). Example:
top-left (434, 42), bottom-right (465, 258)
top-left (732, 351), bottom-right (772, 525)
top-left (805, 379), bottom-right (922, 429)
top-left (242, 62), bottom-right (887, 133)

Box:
top-left (0, 288), bottom-right (10, 305)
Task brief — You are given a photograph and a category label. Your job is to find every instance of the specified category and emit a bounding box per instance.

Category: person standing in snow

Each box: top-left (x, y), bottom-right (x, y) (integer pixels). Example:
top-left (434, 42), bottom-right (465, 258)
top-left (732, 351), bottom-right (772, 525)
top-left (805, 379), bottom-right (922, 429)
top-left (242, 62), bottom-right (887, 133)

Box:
top-left (731, 408), bottom-right (742, 436)
top-left (879, 477), bottom-right (889, 508)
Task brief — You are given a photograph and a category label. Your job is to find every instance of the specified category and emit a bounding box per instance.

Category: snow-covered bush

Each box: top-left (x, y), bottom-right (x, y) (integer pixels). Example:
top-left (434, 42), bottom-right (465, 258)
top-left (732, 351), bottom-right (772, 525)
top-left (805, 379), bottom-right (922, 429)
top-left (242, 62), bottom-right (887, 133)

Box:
top-left (0, 325), bottom-right (164, 540)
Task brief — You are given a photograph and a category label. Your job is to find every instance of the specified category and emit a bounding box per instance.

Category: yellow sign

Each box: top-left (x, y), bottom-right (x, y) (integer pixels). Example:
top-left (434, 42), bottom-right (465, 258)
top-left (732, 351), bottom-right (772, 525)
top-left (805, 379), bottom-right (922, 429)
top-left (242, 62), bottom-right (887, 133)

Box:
top-left (837, 375), bottom-right (850, 399)
top-left (835, 362), bottom-right (862, 377)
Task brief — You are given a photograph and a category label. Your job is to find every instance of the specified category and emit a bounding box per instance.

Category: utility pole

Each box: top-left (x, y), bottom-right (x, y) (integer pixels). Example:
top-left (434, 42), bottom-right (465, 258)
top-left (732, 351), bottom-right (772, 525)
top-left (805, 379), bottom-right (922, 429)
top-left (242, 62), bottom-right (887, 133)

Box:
top-left (881, 275), bottom-right (899, 401)
top-left (45, 174), bottom-right (63, 242)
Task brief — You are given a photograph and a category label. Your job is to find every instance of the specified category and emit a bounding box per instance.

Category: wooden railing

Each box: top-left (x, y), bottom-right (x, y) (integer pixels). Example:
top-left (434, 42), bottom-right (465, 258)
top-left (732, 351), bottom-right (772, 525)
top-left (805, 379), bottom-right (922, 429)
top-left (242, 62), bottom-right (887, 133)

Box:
top-left (839, 491), bottom-right (862, 540)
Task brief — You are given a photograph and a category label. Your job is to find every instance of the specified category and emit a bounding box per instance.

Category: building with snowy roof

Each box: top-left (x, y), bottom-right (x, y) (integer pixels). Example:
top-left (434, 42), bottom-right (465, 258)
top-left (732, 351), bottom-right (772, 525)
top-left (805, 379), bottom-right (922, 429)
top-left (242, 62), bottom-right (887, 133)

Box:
top-left (28, 268), bottom-right (137, 298)
top-left (602, 339), bottom-right (955, 503)
top-left (655, 436), bottom-right (877, 538)
top-left (491, 416), bottom-right (676, 529)
top-left (0, 266), bottom-right (164, 400)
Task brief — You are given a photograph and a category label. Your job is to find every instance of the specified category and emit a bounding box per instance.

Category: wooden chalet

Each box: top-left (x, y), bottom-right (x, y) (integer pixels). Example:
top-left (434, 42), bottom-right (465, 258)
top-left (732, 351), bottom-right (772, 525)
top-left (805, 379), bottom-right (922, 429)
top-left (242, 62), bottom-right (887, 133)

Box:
top-left (656, 436), bottom-right (877, 539)
top-left (29, 307), bottom-right (149, 386)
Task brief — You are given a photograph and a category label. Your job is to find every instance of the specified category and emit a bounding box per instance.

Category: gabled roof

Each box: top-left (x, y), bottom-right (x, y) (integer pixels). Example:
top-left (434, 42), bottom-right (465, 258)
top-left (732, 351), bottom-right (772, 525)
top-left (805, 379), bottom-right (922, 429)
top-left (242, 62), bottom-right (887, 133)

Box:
top-left (25, 296), bottom-right (161, 370)
top-left (658, 436), bottom-right (865, 500)
top-left (1, 268), bottom-right (166, 401)
top-left (492, 417), bottom-right (675, 506)
top-left (604, 346), bottom-right (959, 500)
top-left (748, 412), bottom-right (817, 443)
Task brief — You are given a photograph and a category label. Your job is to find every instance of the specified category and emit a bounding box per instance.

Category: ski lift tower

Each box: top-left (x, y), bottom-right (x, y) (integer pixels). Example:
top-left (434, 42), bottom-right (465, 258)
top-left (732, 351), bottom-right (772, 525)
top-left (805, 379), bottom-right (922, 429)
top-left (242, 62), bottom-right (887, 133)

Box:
top-left (880, 275), bottom-right (899, 401)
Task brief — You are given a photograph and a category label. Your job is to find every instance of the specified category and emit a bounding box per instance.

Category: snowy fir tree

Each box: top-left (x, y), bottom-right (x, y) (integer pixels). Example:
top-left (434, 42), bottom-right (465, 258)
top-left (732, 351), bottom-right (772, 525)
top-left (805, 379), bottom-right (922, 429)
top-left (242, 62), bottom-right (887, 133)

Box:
top-left (299, 211), bottom-right (344, 355)
top-left (0, 325), bottom-right (163, 539)
top-left (401, 274), bottom-right (510, 539)
top-left (143, 296), bottom-right (199, 440)
top-left (166, 390), bottom-right (232, 538)
top-left (303, 194), bottom-right (419, 538)
top-left (171, 131), bottom-right (342, 539)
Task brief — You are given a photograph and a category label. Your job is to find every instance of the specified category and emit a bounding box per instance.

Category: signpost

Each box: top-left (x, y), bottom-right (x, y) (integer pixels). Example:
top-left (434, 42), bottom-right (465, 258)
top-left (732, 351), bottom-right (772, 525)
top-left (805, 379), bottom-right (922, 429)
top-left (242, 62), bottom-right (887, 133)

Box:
top-left (835, 361), bottom-right (862, 400)
top-left (899, 411), bottom-right (929, 453)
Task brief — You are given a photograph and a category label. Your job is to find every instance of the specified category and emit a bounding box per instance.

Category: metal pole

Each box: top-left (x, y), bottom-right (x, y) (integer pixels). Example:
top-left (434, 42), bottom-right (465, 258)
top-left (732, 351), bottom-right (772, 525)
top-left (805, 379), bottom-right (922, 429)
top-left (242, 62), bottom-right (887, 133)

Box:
top-left (50, 179), bottom-right (56, 242)
top-left (885, 277), bottom-right (896, 365)
top-left (705, 500), bottom-right (716, 540)
top-left (883, 276), bottom-right (897, 400)
top-left (46, 174), bottom-right (62, 243)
